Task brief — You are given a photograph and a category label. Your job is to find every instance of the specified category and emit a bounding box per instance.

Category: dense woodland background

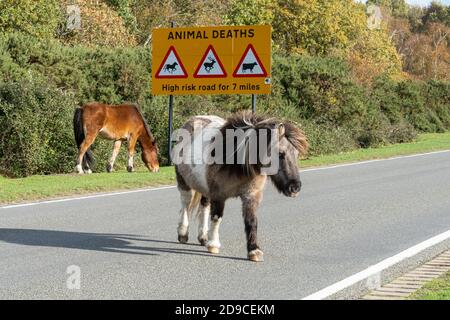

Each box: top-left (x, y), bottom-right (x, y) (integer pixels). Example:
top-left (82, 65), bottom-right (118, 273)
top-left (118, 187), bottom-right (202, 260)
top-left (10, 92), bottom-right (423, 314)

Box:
top-left (0, 0), bottom-right (449, 177)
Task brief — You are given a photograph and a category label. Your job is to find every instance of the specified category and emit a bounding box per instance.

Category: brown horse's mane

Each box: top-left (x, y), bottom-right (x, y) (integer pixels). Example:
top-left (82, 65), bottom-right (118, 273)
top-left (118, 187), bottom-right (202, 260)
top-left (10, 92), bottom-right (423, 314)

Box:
top-left (130, 103), bottom-right (155, 144)
top-left (218, 111), bottom-right (308, 176)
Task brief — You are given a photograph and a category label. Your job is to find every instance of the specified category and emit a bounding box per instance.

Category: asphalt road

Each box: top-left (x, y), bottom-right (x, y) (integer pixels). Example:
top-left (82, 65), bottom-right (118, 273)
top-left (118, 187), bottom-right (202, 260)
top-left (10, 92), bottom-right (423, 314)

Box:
top-left (1, 151), bottom-right (450, 299)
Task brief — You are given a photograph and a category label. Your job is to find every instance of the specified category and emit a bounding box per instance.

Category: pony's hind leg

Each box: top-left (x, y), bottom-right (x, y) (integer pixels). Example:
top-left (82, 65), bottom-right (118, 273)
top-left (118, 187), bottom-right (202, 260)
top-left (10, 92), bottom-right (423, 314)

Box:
top-left (107, 140), bottom-right (121, 173)
top-left (177, 189), bottom-right (194, 243)
top-left (197, 196), bottom-right (210, 246)
top-left (76, 133), bottom-right (96, 174)
top-left (206, 200), bottom-right (225, 254)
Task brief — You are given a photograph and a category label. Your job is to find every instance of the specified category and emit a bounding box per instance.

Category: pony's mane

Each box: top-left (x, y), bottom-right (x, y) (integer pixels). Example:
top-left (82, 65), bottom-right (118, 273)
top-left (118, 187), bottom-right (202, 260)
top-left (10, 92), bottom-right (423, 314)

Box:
top-left (131, 103), bottom-right (155, 143)
top-left (218, 111), bottom-right (308, 176)
top-left (222, 111), bottom-right (308, 155)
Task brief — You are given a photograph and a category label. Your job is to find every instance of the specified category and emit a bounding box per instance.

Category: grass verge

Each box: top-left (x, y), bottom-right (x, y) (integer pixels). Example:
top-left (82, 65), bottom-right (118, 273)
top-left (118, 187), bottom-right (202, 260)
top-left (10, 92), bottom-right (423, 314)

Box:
top-left (410, 271), bottom-right (450, 300)
top-left (1, 132), bottom-right (449, 205)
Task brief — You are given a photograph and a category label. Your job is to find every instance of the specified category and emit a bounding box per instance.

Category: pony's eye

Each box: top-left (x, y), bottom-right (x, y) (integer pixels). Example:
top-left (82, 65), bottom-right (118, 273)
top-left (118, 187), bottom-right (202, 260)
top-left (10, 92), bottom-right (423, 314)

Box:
top-left (279, 152), bottom-right (286, 160)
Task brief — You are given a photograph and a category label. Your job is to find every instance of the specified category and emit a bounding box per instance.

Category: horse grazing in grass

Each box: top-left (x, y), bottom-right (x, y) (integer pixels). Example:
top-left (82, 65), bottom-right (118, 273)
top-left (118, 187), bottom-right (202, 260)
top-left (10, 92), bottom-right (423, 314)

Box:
top-left (173, 111), bottom-right (308, 262)
top-left (73, 102), bottom-right (159, 174)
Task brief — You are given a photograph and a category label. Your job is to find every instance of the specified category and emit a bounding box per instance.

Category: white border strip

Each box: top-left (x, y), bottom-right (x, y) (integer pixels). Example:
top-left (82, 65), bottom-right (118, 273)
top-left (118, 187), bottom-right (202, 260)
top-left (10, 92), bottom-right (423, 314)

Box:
top-left (2, 149), bottom-right (449, 210)
top-left (302, 229), bottom-right (450, 300)
top-left (1, 186), bottom-right (176, 209)
top-left (301, 149), bottom-right (450, 172)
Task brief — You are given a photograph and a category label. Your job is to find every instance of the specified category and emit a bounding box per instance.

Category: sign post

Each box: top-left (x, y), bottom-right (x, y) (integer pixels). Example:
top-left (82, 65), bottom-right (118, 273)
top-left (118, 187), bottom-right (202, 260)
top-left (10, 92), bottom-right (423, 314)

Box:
top-left (251, 94), bottom-right (256, 114)
top-left (167, 21), bottom-right (175, 164)
top-left (152, 25), bottom-right (272, 160)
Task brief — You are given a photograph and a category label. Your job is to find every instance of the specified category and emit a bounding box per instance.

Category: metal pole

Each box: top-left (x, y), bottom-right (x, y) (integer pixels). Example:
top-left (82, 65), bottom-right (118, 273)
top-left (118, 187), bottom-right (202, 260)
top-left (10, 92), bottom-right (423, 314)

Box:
top-left (167, 95), bottom-right (174, 164)
top-left (251, 94), bottom-right (257, 114)
top-left (167, 21), bottom-right (175, 165)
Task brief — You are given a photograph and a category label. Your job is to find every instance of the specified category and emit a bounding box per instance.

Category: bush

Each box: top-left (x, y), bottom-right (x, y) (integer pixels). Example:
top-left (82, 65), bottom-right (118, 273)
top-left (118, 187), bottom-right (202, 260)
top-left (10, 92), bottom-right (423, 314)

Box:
top-left (0, 0), bottom-right (61, 39)
top-left (0, 32), bottom-right (448, 177)
top-left (0, 80), bottom-right (77, 177)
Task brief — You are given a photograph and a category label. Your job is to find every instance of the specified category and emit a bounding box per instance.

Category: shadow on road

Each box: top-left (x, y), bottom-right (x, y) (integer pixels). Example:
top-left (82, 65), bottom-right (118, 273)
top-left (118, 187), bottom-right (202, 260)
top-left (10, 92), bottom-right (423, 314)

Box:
top-left (0, 228), bottom-right (248, 261)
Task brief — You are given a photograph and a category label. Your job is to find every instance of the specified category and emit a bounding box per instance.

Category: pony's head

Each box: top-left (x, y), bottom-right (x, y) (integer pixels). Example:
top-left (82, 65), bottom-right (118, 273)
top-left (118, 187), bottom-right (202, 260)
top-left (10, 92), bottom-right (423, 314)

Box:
top-left (141, 139), bottom-right (159, 172)
top-left (269, 121), bottom-right (308, 197)
top-left (221, 111), bottom-right (308, 197)
top-left (133, 104), bottom-right (160, 173)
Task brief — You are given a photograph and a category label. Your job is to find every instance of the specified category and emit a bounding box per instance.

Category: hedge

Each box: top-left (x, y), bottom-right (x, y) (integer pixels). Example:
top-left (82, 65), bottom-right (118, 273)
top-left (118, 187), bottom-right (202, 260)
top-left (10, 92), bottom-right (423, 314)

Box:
top-left (0, 32), bottom-right (449, 177)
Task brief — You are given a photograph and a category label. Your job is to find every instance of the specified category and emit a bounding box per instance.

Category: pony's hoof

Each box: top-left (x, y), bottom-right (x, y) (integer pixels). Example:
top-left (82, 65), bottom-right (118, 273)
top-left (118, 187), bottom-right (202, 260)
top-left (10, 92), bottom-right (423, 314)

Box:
top-left (85, 169), bottom-right (92, 174)
top-left (206, 240), bottom-right (221, 254)
top-left (106, 164), bottom-right (113, 173)
top-left (127, 166), bottom-right (134, 173)
top-left (248, 249), bottom-right (264, 262)
top-left (75, 166), bottom-right (84, 174)
top-left (178, 234), bottom-right (188, 244)
top-left (198, 236), bottom-right (208, 246)
top-left (207, 246), bottom-right (220, 254)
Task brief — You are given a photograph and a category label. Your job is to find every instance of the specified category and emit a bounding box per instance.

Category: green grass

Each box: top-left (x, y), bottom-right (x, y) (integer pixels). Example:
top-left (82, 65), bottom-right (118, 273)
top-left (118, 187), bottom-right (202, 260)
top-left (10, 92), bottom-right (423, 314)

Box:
top-left (410, 271), bottom-right (450, 300)
top-left (301, 132), bottom-right (450, 168)
top-left (0, 132), bottom-right (449, 205)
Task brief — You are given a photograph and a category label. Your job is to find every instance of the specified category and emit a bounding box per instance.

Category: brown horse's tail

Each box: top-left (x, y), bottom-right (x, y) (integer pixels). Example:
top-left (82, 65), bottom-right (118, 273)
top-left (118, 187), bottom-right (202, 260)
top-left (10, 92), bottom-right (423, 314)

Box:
top-left (73, 107), bottom-right (94, 170)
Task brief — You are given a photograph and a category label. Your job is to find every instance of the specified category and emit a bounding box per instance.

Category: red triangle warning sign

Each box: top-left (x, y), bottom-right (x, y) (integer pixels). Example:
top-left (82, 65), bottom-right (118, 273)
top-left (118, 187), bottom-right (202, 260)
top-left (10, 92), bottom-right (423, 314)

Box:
top-left (155, 46), bottom-right (188, 79)
top-left (233, 44), bottom-right (268, 78)
top-left (194, 45), bottom-right (227, 78)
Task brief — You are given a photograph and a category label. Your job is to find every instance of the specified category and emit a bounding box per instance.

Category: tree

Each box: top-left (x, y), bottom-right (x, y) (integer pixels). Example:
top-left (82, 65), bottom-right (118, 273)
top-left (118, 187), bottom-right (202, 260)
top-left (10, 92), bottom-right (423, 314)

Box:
top-left (224, 0), bottom-right (275, 26)
top-left (59, 0), bottom-right (137, 47)
top-left (131, 0), bottom-right (229, 44)
top-left (272, 0), bottom-right (367, 55)
top-left (422, 1), bottom-right (450, 28)
top-left (367, 0), bottom-right (408, 18)
top-left (0, 0), bottom-right (61, 39)
top-left (428, 22), bottom-right (449, 79)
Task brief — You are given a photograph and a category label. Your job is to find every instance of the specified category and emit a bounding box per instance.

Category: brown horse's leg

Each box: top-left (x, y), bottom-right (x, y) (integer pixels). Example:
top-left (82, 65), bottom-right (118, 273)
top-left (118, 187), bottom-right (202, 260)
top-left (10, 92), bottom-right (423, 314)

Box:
top-left (206, 200), bottom-right (225, 254)
top-left (241, 191), bottom-right (264, 262)
top-left (76, 133), bottom-right (97, 174)
top-left (127, 136), bottom-right (138, 172)
top-left (107, 140), bottom-right (122, 173)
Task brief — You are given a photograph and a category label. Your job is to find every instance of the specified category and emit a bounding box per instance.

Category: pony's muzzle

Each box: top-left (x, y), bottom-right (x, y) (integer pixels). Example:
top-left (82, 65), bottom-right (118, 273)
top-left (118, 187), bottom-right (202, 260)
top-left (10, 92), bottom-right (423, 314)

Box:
top-left (288, 181), bottom-right (301, 197)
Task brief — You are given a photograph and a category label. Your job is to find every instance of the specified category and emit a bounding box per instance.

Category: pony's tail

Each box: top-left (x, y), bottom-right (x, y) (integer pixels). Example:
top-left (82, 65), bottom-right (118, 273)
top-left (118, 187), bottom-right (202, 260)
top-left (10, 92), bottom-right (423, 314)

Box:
top-left (73, 107), bottom-right (94, 169)
top-left (189, 191), bottom-right (202, 219)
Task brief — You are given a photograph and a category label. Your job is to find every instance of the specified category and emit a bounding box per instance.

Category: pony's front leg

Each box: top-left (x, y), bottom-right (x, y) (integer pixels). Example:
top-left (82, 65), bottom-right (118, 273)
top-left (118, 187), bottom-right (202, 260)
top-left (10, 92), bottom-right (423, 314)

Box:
top-left (241, 192), bottom-right (264, 262)
top-left (107, 140), bottom-right (121, 173)
top-left (127, 136), bottom-right (137, 172)
top-left (206, 200), bottom-right (225, 254)
top-left (197, 196), bottom-right (210, 246)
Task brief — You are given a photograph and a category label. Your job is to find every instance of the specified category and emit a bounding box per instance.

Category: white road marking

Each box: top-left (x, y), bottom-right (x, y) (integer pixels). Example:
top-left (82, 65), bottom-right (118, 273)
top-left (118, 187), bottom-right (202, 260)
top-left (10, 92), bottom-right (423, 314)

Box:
top-left (1, 149), bottom-right (449, 210)
top-left (0, 186), bottom-right (176, 209)
top-left (301, 149), bottom-right (450, 173)
top-left (302, 229), bottom-right (450, 300)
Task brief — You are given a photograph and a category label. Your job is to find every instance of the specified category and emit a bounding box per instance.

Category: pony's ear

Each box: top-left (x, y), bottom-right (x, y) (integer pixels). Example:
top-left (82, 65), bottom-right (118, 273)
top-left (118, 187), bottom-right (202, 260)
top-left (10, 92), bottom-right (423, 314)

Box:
top-left (278, 123), bottom-right (285, 138)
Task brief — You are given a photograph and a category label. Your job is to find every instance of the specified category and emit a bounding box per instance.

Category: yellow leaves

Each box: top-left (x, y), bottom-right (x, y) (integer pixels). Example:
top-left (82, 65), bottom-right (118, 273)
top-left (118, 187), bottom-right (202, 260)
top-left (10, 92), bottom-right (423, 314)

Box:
top-left (273, 0), bottom-right (369, 55)
top-left (348, 27), bottom-right (403, 85)
top-left (60, 0), bottom-right (136, 48)
top-left (0, 0), bottom-right (60, 39)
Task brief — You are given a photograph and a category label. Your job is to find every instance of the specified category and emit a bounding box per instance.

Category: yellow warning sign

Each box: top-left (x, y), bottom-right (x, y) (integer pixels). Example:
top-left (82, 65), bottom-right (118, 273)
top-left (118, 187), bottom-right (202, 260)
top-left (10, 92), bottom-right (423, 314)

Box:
top-left (152, 25), bottom-right (271, 96)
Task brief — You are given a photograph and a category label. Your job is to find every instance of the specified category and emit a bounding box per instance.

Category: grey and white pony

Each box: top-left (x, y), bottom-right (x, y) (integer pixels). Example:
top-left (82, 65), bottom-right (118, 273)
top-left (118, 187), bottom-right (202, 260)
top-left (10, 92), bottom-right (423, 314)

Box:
top-left (172, 111), bottom-right (308, 262)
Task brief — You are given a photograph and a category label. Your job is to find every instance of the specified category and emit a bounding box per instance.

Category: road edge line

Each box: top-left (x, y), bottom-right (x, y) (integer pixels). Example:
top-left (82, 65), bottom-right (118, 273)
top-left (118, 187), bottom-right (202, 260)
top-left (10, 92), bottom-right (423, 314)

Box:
top-left (0, 185), bottom-right (176, 209)
top-left (301, 149), bottom-right (450, 172)
top-left (302, 229), bottom-right (450, 300)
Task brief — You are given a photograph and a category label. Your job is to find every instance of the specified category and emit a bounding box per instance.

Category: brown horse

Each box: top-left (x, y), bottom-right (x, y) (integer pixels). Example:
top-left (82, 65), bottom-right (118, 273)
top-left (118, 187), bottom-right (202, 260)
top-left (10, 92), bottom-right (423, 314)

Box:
top-left (73, 102), bottom-right (159, 174)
